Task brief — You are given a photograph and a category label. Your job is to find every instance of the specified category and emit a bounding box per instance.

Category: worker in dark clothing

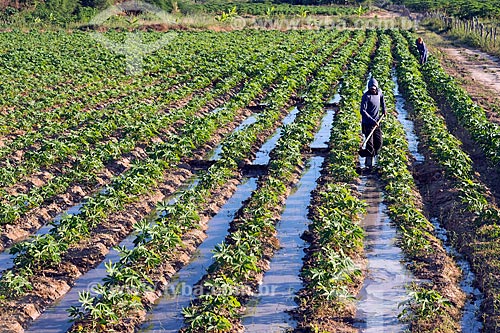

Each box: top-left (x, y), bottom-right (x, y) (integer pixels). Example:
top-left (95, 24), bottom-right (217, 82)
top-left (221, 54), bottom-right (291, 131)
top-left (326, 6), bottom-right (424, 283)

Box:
top-left (416, 37), bottom-right (428, 65)
top-left (360, 77), bottom-right (386, 168)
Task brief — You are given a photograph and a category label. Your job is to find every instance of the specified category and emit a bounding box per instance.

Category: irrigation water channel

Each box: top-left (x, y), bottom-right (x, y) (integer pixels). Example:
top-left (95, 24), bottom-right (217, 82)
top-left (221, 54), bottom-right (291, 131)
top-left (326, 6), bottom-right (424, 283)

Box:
top-left (241, 155), bottom-right (324, 332)
top-left (22, 109), bottom-right (260, 332)
top-left (8, 75), bottom-right (484, 332)
top-left (239, 86), bottom-right (420, 332)
top-left (241, 71), bottom-right (459, 333)
top-left (252, 106), bottom-right (300, 165)
top-left (390, 70), bottom-right (483, 332)
top-left (22, 177), bottom-right (199, 333)
top-left (138, 177), bottom-right (258, 332)
top-left (138, 104), bottom-right (306, 332)
top-left (0, 203), bottom-right (84, 273)
top-left (353, 176), bottom-right (415, 332)
top-left (241, 100), bottom-right (338, 331)
top-left (20, 105), bottom-right (299, 332)
top-left (0, 106), bottom-right (238, 274)
top-left (353, 73), bottom-right (424, 331)
top-left (431, 218), bottom-right (484, 332)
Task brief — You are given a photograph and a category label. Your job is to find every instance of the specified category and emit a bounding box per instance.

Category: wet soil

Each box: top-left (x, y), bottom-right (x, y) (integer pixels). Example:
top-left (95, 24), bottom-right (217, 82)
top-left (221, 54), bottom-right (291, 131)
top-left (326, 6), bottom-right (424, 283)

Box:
top-left (18, 90), bottom-right (303, 333)
top-left (292, 171), bottom-right (364, 333)
top-left (241, 156), bottom-right (324, 333)
top-left (175, 103), bottom-right (315, 333)
top-left (190, 165), bottom-right (306, 333)
top-left (0, 103), bottom-right (259, 332)
top-left (0, 167), bottom-right (194, 333)
top-left (84, 96), bottom-right (300, 333)
top-left (404, 95), bottom-right (500, 332)
top-left (138, 178), bottom-right (258, 333)
top-left (94, 177), bottom-right (244, 333)
top-left (412, 157), bottom-right (494, 329)
top-left (354, 176), bottom-right (415, 333)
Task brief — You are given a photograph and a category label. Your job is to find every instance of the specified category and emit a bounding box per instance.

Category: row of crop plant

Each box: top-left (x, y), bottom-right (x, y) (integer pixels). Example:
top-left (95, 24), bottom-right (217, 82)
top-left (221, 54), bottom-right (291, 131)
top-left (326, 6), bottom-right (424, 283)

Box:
top-left (67, 29), bottom-right (355, 333)
top-left (0, 31), bottom-right (282, 148)
top-left (66, 28), bottom-right (349, 329)
top-left (0, 31), bottom-right (287, 173)
top-left (0, 32), bottom-right (292, 227)
top-left (0, 30), bottom-right (344, 331)
top-left (292, 29), bottom-right (378, 332)
top-left (179, 30), bottom-right (369, 333)
top-left (192, 2), bottom-right (365, 16)
top-left (400, 31), bottom-right (500, 166)
top-left (393, 29), bottom-right (500, 332)
top-left (0, 34), bottom-right (300, 258)
top-left (293, 29), bottom-right (468, 333)
top-left (0, 32), bottom-right (189, 127)
top-left (0, 32), bottom-right (257, 198)
top-left (373, 31), bottom-right (465, 332)
top-left (0, 29), bottom-right (329, 296)
top-left (0, 31), bottom-right (248, 109)
top-left (0, 32), bottom-right (126, 100)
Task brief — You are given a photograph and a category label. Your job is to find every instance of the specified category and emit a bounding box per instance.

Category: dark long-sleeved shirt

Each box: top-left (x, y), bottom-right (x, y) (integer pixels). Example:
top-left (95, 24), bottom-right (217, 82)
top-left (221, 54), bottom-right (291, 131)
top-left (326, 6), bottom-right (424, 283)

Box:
top-left (416, 40), bottom-right (428, 56)
top-left (360, 78), bottom-right (386, 125)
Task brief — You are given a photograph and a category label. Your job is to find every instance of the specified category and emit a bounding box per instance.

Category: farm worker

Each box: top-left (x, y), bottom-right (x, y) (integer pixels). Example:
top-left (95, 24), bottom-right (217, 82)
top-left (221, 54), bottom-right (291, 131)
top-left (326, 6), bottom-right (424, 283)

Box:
top-left (416, 37), bottom-right (428, 65)
top-left (360, 77), bottom-right (386, 168)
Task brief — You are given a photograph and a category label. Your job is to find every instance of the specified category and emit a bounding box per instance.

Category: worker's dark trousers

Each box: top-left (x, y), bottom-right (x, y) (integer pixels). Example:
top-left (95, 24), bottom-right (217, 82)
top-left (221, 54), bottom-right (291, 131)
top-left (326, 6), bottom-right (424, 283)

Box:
top-left (362, 124), bottom-right (383, 157)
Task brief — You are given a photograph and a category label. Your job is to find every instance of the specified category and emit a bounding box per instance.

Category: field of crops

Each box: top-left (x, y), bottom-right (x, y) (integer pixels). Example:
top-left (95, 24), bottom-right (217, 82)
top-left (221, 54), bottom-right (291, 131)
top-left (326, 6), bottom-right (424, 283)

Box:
top-left (187, 2), bottom-right (365, 16)
top-left (0, 28), bottom-right (500, 333)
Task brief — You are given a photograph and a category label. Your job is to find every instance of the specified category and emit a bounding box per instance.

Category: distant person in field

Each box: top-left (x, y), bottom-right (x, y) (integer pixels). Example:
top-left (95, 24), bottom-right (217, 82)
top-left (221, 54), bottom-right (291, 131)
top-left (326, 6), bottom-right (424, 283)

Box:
top-left (360, 77), bottom-right (386, 168)
top-left (416, 37), bottom-right (428, 65)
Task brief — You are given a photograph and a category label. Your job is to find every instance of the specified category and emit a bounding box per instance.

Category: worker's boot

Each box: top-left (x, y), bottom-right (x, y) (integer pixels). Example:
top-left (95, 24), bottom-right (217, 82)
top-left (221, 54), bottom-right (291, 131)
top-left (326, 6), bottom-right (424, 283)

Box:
top-left (365, 156), bottom-right (373, 168)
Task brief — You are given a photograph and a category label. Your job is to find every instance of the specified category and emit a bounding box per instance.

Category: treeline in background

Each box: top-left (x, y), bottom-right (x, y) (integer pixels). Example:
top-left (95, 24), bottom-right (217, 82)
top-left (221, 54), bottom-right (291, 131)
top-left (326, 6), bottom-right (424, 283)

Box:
top-left (393, 0), bottom-right (500, 19)
top-left (0, 0), bottom-right (365, 26)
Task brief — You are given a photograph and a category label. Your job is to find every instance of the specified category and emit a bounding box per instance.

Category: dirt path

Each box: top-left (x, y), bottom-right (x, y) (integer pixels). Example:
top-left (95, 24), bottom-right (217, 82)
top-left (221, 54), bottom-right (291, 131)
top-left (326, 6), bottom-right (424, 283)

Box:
top-left (420, 30), bottom-right (500, 116)
top-left (418, 30), bottom-right (500, 97)
top-left (440, 45), bottom-right (500, 92)
top-left (361, 8), bottom-right (403, 19)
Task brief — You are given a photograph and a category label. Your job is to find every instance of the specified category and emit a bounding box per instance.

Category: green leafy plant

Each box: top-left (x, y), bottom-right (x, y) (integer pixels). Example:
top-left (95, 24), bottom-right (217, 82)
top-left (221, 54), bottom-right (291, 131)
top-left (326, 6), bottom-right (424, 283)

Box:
top-left (399, 286), bottom-right (452, 321)
top-left (215, 6), bottom-right (238, 22)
